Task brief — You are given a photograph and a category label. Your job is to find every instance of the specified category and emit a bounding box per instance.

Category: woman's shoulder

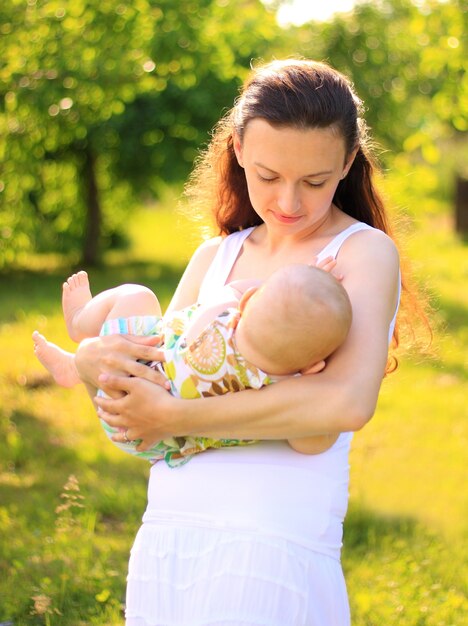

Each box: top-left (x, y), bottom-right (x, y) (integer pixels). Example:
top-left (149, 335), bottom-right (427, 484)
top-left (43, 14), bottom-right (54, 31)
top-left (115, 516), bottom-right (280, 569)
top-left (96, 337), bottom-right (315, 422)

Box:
top-left (179, 237), bottom-right (222, 287)
top-left (166, 237), bottom-right (223, 313)
top-left (338, 226), bottom-right (400, 280)
top-left (343, 225), bottom-right (398, 256)
top-left (190, 235), bottom-right (223, 264)
top-left (196, 235), bottom-right (223, 251)
top-left (194, 227), bottom-right (256, 262)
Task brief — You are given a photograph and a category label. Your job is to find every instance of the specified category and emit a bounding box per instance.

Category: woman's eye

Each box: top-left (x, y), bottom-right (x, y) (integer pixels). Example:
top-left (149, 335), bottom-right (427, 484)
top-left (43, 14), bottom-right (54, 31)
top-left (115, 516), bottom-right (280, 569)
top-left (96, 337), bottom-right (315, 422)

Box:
top-left (307, 181), bottom-right (325, 188)
top-left (257, 174), bottom-right (277, 183)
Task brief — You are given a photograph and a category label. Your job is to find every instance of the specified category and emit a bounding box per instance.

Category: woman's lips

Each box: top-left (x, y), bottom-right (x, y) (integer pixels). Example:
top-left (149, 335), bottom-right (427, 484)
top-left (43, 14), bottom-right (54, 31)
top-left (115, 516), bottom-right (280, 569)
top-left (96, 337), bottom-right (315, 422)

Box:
top-left (272, 212), bottom-right (302, 224)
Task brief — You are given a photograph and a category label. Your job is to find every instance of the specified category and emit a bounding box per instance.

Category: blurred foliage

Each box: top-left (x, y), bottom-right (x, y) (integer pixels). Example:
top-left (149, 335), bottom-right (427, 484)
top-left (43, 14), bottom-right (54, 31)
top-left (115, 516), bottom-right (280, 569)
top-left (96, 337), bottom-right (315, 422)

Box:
top-left (0, 0), bottom-right (466, 267)
top-left (0, 0), bottom-right (283, 265)
top-left (291, 0), bottom-right (467, 158)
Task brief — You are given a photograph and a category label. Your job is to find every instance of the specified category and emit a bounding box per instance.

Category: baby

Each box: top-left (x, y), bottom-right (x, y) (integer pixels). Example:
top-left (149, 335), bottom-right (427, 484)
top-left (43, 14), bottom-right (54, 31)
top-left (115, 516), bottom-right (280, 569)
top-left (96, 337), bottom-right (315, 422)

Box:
top-left (33, 262), bottom-right (352, 466)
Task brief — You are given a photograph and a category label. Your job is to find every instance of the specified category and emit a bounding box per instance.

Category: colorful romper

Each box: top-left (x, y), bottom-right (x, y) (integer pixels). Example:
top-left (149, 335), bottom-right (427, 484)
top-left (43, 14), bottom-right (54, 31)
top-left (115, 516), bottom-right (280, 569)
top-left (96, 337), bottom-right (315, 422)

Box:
top-left (98, 306), bottom-right (270, 467)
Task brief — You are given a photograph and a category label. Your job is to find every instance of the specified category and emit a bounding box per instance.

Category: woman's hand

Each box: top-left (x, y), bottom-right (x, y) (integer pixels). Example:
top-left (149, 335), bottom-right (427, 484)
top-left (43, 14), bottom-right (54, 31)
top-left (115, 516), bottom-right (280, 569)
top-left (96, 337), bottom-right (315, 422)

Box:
top-left (75, 334), bottom-right (167, 397)
top-left (94, 374), bottom-right (179, 450)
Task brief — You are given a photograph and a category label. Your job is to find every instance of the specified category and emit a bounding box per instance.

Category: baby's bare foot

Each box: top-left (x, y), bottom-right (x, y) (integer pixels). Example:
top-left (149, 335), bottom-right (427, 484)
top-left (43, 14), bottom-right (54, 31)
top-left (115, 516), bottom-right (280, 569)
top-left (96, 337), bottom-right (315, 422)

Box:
top-left (32, 331), bottom-right (81, 388)
top-left (62, 271), bottom-right (92, 342)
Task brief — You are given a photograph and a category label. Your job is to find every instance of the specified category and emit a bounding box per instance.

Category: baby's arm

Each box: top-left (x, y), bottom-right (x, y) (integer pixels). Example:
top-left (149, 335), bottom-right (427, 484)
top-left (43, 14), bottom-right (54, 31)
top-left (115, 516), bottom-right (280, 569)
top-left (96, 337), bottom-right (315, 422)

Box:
top-left (288, 433), bottom-right (339, 454)
top-left (184, 278), bottom-right (263, 345)
top-left (185, 299), bottom-right (238, 345)
top-left (224, 278), bottom-right (263, 300)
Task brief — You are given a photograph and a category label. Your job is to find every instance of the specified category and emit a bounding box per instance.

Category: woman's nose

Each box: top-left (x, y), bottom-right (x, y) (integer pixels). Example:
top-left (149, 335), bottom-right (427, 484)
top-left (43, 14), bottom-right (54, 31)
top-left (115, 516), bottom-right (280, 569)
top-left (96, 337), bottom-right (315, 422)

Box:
top-left (277, 184), bottom-right (300, 215)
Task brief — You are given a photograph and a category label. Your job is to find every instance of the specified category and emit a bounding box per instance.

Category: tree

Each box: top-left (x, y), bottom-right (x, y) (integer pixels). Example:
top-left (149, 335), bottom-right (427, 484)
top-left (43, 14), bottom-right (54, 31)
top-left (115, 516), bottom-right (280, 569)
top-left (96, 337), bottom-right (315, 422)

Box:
top-left (1, 0), bottom-right (160, 265)
top-left (0, 0), bottom-right (282, 267)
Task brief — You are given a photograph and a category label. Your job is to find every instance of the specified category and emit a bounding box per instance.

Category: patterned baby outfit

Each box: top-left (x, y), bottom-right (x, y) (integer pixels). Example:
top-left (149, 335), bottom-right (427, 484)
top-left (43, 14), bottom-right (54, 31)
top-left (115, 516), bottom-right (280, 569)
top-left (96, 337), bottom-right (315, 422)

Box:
top-left (99, 306), bottom-right (270, 467)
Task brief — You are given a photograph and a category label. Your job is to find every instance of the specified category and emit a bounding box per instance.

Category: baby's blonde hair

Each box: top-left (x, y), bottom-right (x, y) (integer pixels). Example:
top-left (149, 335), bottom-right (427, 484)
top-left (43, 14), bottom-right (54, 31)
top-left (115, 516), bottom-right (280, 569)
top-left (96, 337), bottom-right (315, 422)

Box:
top-left (241, 264), bottom-right (352, 376)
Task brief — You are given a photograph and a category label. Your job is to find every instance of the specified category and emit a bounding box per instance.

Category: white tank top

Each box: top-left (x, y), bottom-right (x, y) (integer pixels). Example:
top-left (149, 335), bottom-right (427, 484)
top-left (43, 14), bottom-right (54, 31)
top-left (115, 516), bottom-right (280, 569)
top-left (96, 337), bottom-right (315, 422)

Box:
top-left (145, 223), bottom-right (400, 560)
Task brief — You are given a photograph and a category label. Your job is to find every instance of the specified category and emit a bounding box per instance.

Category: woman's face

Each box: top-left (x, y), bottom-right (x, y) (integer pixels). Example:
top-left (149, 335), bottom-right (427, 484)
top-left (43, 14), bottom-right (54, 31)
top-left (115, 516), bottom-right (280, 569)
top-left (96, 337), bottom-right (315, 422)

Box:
top-left (234, 119), bottom-right (354, 236)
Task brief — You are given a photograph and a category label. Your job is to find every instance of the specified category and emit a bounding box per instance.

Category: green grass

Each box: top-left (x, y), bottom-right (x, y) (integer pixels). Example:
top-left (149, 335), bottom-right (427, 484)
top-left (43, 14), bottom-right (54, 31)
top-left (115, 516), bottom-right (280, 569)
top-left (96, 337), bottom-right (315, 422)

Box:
top-left (0, 198), bottom-right (466, 624)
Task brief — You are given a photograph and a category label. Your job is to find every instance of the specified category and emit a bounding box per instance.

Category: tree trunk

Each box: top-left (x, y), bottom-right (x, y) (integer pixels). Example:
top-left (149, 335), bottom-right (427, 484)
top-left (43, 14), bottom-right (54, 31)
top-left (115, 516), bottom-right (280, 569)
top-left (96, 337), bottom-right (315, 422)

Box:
top-left (81, 145), bottom-right (101, 266)
top-left (455, 176), bottom-right (468, 235)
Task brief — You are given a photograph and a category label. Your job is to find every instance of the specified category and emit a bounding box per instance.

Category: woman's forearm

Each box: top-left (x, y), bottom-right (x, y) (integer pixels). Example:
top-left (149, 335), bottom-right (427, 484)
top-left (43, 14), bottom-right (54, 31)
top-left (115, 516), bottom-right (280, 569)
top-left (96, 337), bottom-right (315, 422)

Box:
top-left (94, 333), bottom-right (388, 449)
top-left (174, 371), bottom-right (378, 441)
top-left (95, 363), bottom-right (381, 451)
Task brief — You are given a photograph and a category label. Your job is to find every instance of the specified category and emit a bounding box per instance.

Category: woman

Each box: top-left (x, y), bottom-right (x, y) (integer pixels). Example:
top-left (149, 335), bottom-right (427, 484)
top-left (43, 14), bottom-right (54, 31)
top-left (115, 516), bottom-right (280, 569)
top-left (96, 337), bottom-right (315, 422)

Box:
top-left (76, 59), bottom-right (401, 625)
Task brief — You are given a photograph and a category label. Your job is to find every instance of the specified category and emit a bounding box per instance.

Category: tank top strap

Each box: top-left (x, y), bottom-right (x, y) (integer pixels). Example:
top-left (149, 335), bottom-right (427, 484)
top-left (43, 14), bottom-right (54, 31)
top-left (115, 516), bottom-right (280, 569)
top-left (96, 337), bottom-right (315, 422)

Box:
top-left (316, 222), bottom-right (374, 261)
top-left (198, 227), bottom-right (256, 305)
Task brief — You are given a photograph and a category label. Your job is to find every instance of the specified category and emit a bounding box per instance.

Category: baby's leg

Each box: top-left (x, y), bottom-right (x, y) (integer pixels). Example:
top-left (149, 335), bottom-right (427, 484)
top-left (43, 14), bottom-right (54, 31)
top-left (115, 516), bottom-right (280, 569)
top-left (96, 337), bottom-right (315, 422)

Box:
top-left (62, 271), bottom-right (94, 342)
top-left (32, 331), bottom-right (81, 387)
top-left (104, 283), bottom-right (162, 322)
top-left (63, 271), bottom-right (161, 342)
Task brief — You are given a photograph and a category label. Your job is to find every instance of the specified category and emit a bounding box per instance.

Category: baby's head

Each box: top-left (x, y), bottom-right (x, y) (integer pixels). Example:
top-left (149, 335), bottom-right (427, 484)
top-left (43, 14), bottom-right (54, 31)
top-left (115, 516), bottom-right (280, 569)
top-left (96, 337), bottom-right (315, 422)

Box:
top-left (236, 264), bottom-right (352, 376)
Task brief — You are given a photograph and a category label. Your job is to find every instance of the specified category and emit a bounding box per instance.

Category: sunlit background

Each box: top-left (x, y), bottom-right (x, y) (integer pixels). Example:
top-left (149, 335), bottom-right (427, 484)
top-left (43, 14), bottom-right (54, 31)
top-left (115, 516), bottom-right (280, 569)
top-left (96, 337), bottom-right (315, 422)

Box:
top-left (275, 0), bottom-right (358, 25)
top-left (0, 0), bottom-right (466, 623)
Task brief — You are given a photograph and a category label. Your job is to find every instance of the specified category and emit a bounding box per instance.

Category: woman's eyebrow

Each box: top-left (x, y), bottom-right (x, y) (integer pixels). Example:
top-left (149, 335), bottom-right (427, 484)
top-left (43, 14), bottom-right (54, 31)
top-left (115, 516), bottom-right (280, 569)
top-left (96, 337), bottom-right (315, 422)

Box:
top-left (254, 162), bottom-right (333, 177)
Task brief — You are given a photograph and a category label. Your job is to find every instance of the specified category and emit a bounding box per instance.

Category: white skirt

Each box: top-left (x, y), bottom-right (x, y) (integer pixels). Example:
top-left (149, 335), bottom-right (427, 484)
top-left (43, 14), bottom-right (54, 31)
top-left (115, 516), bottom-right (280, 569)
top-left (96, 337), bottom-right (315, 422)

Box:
top-left (125, 521), bottom-right (350, 626)
top-left (125, 440), bottom-right (352, 625)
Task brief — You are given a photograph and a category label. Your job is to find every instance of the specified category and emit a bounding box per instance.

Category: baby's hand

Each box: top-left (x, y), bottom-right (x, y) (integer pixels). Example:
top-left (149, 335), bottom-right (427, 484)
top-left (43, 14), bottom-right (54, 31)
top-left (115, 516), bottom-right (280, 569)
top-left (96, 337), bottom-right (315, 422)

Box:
top-left (311, 256), bottom-right (343, 281)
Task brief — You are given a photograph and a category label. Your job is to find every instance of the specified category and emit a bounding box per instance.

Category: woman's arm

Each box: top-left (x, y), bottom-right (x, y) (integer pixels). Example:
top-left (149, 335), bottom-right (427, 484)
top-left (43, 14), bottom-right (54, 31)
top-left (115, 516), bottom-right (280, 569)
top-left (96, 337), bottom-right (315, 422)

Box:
top-left (95, 229), bottom-right (400, 447)
top-left (165, 236), bottom-right (222, 313)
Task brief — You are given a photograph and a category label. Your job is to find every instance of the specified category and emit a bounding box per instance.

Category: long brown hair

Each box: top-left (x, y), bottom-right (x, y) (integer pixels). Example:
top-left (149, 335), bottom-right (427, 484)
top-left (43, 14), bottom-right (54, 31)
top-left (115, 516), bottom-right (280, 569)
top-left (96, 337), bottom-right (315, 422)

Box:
top-left (184, 59), bottom-right (431, 367)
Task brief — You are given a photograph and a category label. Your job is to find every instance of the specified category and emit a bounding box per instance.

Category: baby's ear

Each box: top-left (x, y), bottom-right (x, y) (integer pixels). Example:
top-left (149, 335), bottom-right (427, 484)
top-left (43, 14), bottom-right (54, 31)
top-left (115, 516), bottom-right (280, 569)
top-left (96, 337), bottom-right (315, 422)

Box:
top-left (238, 287), bottom-right (259, 314)
top-left (301, 360), bottom-right (326, 375)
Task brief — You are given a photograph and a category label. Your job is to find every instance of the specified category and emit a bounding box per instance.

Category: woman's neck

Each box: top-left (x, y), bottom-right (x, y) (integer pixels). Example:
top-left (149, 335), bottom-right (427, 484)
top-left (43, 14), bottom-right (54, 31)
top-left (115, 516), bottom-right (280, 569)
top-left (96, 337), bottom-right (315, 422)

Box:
top-left (253, 205), bottom-right (348, 255)
top-left (226, 207), bottom-right (355, 283)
